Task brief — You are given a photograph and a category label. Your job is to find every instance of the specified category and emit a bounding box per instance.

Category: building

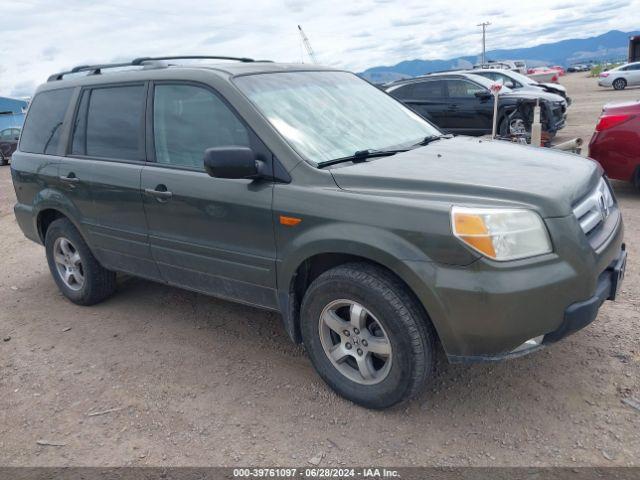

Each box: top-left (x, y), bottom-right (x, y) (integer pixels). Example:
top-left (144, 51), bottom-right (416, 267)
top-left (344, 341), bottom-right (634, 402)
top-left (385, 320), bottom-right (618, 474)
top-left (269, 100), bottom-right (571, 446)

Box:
top-left (0, 96), bottom-right (29, 131)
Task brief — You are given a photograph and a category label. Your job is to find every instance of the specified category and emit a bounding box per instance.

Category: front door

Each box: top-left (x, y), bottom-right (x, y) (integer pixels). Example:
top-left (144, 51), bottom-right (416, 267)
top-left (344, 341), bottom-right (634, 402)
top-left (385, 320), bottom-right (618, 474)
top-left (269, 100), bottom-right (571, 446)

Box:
top-left (444, 79), bottom-right (493, 135)
top-left (141, 82), bottom-right (278, 309)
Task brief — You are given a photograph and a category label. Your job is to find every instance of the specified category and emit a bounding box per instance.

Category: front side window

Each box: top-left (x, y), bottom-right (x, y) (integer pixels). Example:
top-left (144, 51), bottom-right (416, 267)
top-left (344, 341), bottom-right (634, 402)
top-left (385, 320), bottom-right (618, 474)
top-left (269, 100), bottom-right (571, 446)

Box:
top-left (0, 129), bottom-right (10, 141)
top-left (19, 88), bottom-right (73, 155)
top-left (234, 71), bottom-right (439, 165)
top-left (153, 84), bottom-right (250, 170)
top-left (447, 80), bottom-right (486, 98)
top-left (72, 85), bottom-right (145, 160)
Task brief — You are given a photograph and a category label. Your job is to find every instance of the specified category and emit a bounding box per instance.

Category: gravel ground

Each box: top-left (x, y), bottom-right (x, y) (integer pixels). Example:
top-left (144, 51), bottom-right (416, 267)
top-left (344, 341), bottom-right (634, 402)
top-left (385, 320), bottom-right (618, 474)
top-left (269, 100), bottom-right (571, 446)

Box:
top-left (0, 73), bottom-right (639, 467)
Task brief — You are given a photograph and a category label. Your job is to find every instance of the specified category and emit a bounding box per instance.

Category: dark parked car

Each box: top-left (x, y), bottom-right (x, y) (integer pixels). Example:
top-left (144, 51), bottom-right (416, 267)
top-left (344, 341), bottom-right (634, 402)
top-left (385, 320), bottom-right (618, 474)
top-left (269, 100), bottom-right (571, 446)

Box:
top-left (11, 57), bottom-right (625, 409)
top-left (0, 127), bottom-right (20, 165)
top-left (589, 100), bottom-right (640, 190)
top-left (463, 68), bottom-right (571, 105)
top-left (385, 73), bottom-right (566, 141)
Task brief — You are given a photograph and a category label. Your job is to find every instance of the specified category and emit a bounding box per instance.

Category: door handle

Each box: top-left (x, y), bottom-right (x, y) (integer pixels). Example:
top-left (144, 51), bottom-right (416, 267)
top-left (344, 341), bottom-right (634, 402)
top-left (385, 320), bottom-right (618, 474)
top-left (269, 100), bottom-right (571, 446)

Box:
top-left (59, 174), bottom-right (80, 183)
top-left (58, 172), bottom-right (80, 185)
top-left (144, 186), bottom-right (173, 201)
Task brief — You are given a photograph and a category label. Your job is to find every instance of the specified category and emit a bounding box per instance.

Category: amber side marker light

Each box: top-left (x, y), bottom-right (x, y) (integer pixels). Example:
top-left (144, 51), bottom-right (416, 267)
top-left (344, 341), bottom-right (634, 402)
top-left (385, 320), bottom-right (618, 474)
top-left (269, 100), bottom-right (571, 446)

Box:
top-left (280, 215), bottom-right (302, 226)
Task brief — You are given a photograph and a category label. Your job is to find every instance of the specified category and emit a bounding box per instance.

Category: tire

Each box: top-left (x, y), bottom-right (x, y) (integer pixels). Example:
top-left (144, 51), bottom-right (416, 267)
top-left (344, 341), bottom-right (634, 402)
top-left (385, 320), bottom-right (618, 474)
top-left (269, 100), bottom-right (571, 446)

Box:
top-left (300, 262), bottom-right (437, 409)
top-left (0, 151), bottom-right (7, 166)
top-left (499, 112), bottom-right (530, 138)
top-left (45, 218), bottom-right (116, 306)
top-left (613, 78), bottom-right (626, 90)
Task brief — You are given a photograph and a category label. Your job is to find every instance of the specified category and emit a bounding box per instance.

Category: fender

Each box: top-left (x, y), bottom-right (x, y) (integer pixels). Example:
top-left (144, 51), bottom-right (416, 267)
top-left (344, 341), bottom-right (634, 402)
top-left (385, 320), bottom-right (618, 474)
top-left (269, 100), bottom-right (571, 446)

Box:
top-left (276, 222), bottom-right (453, 348)
top-left (32, 187), bottom-right (89, 244)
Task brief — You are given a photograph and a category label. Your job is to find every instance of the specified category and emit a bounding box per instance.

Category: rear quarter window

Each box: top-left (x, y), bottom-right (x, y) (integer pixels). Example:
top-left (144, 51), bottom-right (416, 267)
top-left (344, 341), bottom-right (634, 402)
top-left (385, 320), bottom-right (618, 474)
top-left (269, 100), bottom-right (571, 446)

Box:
top-left (19, 88), bottom-right (73, 155)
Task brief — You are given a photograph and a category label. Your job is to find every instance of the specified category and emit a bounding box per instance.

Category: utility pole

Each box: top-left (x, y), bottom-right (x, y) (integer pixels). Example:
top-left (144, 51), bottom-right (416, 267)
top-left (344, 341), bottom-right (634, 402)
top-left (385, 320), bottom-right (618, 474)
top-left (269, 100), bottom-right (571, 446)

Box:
top-left (477, 22), bottom-right (491, 65)
top-left (298, 25), bottom-right (318, 64)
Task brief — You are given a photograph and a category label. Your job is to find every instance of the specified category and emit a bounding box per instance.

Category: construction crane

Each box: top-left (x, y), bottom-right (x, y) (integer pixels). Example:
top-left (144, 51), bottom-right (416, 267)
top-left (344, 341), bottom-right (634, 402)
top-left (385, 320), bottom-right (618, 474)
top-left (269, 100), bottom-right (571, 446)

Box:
top-left (298, 25), bottom-right (318, 64)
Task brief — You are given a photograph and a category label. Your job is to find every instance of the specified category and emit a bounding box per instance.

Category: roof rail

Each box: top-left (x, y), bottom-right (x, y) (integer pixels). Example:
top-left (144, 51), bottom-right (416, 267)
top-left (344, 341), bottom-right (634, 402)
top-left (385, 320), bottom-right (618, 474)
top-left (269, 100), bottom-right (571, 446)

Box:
top-left (47, 55), bottom-right (269, 82)
top-left (47, 62), bottom-right (139, 82)
top-left (131, 55), bottom-right (259, 65)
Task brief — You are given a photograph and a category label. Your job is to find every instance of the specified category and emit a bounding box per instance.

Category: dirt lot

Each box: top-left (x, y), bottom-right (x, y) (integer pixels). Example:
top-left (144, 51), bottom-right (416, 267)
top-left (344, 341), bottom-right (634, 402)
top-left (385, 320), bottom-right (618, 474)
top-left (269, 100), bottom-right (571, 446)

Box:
top-left (0, 74), bottom-right (639, 467)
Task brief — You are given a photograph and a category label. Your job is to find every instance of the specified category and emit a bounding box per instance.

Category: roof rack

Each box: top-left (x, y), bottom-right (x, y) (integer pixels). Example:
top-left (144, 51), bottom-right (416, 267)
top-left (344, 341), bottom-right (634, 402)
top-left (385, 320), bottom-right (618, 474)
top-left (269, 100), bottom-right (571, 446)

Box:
top-left (131, 55), bottom-right (258, 65)
top-left (47, 62), bottom-right (141, 82)
top-left (48, 55), bottom-right (268, 82)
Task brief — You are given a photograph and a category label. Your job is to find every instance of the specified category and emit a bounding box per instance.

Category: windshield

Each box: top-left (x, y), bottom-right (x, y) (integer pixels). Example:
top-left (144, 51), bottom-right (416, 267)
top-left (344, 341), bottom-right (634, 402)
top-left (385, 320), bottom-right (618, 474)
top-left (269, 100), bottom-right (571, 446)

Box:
top-left (234, 71), bottom-right (440, 165)
top-left (464, 74), bottom-right (513, 93)
top-left (504, 70), bottom-right (538, 85)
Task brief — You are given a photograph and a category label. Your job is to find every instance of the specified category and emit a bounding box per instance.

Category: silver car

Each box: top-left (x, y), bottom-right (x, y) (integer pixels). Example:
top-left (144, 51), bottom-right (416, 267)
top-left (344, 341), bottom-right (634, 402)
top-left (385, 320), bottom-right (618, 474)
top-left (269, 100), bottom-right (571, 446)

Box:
top-left (598, 62), bottom-right (640, 90)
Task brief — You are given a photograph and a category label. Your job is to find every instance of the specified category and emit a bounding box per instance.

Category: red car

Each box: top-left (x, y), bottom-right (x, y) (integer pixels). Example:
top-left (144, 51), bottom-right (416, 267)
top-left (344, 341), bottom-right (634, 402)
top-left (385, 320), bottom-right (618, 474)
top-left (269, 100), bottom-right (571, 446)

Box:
top-left (589, 100), bottom-right (640, 190)
top-left (549, 65), bottom-right (566, 76)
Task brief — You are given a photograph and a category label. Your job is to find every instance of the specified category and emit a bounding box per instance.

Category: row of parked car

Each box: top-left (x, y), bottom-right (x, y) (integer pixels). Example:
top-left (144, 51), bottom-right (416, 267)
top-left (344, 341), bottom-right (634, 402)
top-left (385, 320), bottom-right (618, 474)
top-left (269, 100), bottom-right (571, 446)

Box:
top-left (383, 68), bottom-right (569, 143)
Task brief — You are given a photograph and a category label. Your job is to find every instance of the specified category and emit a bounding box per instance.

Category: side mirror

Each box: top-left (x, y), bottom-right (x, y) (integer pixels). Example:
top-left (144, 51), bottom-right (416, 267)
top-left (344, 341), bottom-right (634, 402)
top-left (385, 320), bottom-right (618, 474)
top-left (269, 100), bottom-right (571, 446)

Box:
top-left (475, 90), bottom-right (492, 100)
top-left (505, 81), bottom-right (515, 88)
top-left (203, 146), bottom-right (265, 180)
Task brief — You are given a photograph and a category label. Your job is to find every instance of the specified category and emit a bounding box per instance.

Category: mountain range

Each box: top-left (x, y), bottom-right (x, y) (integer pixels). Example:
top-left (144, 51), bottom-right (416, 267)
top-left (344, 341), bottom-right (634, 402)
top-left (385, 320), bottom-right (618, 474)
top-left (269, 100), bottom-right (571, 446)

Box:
top-left (360, 29), bottom-right (638, 84)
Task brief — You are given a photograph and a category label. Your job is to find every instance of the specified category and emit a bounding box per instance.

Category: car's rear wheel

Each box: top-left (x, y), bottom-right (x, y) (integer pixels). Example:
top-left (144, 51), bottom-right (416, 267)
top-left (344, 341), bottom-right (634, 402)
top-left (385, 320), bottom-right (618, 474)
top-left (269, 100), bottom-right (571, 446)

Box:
top-left (45, 218), bottom-right (116, 305)
top-left (613, 78), bottom-right (627, 90)
top-left (300, 262), bottom-right (436, 409)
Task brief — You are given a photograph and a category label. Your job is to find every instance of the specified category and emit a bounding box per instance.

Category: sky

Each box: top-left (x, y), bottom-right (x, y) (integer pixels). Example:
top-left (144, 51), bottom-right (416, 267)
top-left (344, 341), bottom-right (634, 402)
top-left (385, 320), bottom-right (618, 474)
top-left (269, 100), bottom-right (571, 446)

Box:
top-left (1, 0), bottom-right (639, 97)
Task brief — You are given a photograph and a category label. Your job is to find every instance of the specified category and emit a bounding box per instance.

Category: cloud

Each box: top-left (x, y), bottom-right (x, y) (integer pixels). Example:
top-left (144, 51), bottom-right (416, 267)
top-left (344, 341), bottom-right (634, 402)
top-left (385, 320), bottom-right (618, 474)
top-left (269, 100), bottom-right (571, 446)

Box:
top-left (0, 0), bottom-right (639, 96)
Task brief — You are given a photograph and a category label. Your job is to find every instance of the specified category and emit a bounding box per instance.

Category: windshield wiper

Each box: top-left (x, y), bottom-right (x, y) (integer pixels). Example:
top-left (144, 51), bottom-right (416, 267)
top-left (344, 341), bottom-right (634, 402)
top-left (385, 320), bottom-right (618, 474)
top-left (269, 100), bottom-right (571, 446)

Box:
top-left (413, 134), bottom-right (453, 147)
top-left (317, 148), bottom-right (408, 168)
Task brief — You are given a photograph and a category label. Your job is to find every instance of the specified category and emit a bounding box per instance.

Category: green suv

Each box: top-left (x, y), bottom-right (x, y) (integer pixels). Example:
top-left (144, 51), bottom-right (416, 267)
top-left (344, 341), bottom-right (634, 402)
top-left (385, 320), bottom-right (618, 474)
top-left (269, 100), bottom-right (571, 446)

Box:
top-left (12, 56), bottom-right (626, 409)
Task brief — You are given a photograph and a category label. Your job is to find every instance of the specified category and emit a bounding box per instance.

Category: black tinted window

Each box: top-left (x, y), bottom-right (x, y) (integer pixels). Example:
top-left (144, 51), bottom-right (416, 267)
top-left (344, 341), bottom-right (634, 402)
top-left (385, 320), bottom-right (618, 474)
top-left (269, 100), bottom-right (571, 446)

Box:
top-left (447, 80), bottom-right (486, 98)
top-left (72, 85), bottom-right (145, 160)
top-left (412, 80), bottom-right (445, 99)
top-left (153, 84), bottom-right (249, 170)
top-left (19, 88), bottom-right (72, 155)
top-left (389, 84), bottom-right (414, 100)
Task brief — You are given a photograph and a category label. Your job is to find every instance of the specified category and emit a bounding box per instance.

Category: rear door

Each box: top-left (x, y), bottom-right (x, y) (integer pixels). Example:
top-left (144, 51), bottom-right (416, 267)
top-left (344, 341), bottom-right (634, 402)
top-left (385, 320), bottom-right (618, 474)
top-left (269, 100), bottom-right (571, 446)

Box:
top-left (443, 79), bottom-right (493, 134)
top-left (141, 82), bottom-right (278, 309)
top-left (62, 83), bottom-right (161, 280)
top-left (390, 80), bottom-right (449, 128)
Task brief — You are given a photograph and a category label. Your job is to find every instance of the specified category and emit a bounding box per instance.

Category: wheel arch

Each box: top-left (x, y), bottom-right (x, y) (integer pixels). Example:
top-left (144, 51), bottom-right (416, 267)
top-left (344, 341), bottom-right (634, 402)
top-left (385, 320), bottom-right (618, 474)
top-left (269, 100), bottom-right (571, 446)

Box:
top-left (33, 191), bottom-right (87, 244)
top-left (277, 245), bottom-right (448, 352)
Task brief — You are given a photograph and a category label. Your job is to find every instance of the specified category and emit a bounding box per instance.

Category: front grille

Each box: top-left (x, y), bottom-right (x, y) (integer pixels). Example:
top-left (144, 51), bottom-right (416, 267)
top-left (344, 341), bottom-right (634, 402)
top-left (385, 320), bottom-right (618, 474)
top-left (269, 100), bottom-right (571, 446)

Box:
top-left (573, 177), bottom-right (615, 237)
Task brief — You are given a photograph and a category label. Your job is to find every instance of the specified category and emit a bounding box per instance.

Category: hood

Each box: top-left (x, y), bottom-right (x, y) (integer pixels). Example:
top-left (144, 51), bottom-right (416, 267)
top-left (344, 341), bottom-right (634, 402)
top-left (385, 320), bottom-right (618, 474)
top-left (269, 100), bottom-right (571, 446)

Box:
top-left (330, 136), bottom-right (601, 217)
top-left (501, 89), bottom-right (565, 103)
top-left (539, 82), bottom-right (566, 93)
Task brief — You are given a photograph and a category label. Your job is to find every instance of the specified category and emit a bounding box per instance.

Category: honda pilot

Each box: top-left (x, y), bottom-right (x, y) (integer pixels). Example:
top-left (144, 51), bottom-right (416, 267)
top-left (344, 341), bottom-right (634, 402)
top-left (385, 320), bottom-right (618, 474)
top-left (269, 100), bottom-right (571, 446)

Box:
top-left (12, 56), bottom-right (626, 409)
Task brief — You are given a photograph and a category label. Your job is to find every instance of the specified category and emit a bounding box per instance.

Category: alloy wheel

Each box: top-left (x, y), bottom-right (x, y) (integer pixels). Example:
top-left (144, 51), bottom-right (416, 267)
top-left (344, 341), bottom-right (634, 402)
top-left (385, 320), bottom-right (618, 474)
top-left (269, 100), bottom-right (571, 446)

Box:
top-left (318, 299), bottom-right (392, 385)
top-left (53, 237), bottom-right (85, 291)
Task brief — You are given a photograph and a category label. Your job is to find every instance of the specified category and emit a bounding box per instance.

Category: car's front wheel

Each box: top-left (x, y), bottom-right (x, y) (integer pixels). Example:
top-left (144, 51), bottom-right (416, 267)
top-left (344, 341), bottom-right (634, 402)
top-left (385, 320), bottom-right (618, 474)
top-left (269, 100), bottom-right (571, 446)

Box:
top-left (613, 78), bottom-right (627, 90)
top-left (45, 218), bottom-right (117, 305)
top-left (300, 263), bottom-right (436, 409)
top-left (0, 151), bottom-right (7, 166)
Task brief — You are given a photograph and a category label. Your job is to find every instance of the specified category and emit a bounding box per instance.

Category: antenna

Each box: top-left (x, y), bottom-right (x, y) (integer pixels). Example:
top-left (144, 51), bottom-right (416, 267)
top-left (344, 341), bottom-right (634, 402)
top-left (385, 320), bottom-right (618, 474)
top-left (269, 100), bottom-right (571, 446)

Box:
top-left (298, 25), bottom-right (318, 64)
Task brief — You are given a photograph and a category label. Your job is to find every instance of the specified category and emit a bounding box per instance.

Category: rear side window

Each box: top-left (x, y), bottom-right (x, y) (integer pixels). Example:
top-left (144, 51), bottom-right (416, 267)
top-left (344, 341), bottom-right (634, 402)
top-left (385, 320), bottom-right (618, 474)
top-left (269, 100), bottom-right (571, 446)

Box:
top-left (71, 85), bottom-right (145, 160)
top-left (389, 84), bottom-right (414, 100)
top-left (412, 80), bottom-right (445, 99)
top-left (19, 88), bottom-right (73, 155)
top-left (153, 84), bottom-right (250, 170)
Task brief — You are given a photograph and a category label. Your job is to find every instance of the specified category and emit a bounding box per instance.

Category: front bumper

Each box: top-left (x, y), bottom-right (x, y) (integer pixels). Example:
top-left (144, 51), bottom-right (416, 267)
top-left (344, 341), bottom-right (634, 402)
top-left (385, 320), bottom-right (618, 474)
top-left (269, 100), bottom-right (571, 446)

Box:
top-left (404, 210), bottom-right (625, 363)
top-left (598, 78), bottom-right (612, 87)
top-left (448, 245), bottom-right (627, 363)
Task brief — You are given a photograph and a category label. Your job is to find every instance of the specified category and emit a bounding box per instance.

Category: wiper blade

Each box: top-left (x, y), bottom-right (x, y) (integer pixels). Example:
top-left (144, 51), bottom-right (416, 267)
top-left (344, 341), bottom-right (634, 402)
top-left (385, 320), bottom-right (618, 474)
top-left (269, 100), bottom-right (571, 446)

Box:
top-left (317, 148), bottom-right (408, 168)
top-left (413, 134), bottom-right (453, 147)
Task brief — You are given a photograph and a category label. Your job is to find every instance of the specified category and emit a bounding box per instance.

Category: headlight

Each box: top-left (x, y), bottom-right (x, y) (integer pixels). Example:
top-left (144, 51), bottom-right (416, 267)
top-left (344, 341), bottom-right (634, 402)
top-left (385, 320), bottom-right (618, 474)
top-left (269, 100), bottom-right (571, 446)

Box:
top-left (451, 207), bottom-right (552, 261)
